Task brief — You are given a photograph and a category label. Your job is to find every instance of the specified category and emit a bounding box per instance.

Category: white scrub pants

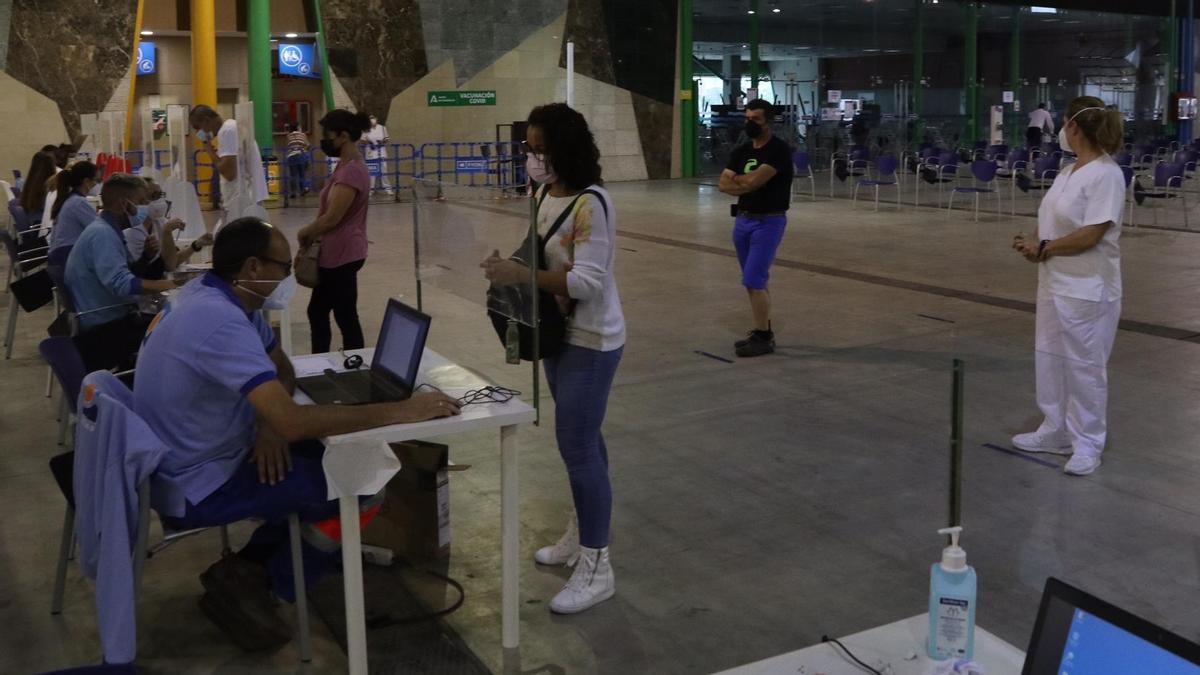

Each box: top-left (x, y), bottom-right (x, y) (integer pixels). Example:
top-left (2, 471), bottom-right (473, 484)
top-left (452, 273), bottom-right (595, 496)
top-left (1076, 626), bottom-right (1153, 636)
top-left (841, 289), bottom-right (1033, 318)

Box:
top-left (1034, 291), bottom-right (1121, 459)
top-left (367, 150), bottom-right (390, 190)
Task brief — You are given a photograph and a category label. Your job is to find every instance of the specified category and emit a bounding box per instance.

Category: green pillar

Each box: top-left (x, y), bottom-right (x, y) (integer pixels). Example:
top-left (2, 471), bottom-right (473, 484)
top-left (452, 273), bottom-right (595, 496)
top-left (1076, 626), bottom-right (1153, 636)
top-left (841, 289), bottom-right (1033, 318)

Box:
top-left (964, 1), bottom-right (979, 144)
top-left (749, 0), bottom-right (760, 90)
top-left (913, 0), bottom-right (924, 139)
top-left (247, 0), bottom-right (273, 152)
top-left (310, 0), bottom-right (336, 112)
top-left (1009, 7), bottom-right (1021, 145)
top-left (691, 78), bottom-right (700, 176)
top-left (679, 0), bottom-right (695, 178)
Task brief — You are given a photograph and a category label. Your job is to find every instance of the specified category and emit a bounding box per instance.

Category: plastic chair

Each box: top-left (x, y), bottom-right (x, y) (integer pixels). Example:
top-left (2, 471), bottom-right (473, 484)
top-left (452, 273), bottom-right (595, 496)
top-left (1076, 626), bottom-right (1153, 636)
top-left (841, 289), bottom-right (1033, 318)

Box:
top-left (915, 152), bottom-right (959, 208)
top-left (53, 374), bottom-right (313, 663)
top-left (829, 146), bottom-right (871, 197)
top-left (853, 155), bottom-right (901, 211)
top-left (1140, 161), bottom-right (1188, 228)
top-left (949, 161), bottom-right (1002, 222)
top-left (791, 151), bottom-right (816, 202)
top-left (1121, 166), bottom-right (1136, 228)
top-left (39, 337), bottom-right (87, 447)
top-left (1, 228), bottom-right (49, 359)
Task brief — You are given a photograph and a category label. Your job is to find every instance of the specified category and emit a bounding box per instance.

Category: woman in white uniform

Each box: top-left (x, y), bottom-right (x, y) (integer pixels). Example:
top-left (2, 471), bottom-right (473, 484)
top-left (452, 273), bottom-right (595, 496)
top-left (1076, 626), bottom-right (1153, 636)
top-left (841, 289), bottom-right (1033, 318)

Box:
top-left (1011, 96), bottom-right (1127, 476)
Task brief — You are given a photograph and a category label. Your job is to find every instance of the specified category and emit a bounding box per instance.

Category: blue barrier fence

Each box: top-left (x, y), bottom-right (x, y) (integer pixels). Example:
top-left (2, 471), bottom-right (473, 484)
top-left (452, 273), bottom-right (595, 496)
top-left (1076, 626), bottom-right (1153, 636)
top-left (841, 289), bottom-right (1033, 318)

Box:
top-left (79, 141), bottom-right (527, 203)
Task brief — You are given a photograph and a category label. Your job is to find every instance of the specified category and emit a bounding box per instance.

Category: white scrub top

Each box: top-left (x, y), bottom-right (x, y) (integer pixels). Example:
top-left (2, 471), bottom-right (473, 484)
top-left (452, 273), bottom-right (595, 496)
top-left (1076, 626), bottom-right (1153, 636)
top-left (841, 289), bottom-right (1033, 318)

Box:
top-left (1036, 155), bottom-right (1126, 302)
top-left (216, 119), bottom-right (269, 206)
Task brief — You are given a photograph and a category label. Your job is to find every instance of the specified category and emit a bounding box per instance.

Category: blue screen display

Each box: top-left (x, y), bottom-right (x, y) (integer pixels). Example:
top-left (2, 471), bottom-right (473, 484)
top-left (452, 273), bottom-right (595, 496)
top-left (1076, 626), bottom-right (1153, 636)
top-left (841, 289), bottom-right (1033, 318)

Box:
top-left (1059, 609), bottom-right (1200, 675)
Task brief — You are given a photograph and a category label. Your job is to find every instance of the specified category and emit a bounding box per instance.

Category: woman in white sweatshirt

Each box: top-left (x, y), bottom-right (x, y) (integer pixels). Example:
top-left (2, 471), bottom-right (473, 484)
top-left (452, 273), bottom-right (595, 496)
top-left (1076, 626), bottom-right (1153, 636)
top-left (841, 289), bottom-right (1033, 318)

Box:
top-left (482, 103), bottom-right (625, 614)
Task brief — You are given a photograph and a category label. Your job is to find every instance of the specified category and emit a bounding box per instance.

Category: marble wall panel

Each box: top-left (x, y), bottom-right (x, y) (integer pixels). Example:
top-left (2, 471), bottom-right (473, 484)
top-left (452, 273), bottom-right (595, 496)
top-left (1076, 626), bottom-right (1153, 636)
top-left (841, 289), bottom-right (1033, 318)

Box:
top-left (6, 0), bottom-right (138, 140)
top-left (562, 0), bottom-right (676, 179)
top-left (320, 0), bottom-right (427, 120)
top-left (417, 0), bottom-right (568, 87)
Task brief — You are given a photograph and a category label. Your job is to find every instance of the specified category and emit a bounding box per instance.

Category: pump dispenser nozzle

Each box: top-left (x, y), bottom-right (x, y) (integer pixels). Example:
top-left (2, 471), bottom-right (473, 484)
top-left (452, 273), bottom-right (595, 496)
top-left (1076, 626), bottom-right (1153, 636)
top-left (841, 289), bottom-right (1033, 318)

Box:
top-left (937, 526), bottom-right (967, 572)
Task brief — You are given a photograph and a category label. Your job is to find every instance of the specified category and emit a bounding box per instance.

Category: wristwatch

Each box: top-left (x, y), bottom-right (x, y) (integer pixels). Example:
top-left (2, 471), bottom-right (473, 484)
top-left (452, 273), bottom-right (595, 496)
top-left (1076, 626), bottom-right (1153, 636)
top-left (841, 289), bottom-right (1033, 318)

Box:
top-left (191, 240), bottom-right (202, 252)
top-left (1037, 239), bottom-right (1050, 261)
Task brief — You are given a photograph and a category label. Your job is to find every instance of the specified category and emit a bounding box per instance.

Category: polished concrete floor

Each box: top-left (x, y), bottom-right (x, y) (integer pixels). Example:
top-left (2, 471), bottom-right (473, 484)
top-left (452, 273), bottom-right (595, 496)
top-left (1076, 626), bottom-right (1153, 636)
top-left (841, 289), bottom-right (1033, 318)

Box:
top-left (2, 177), bottom-right (1199, 674)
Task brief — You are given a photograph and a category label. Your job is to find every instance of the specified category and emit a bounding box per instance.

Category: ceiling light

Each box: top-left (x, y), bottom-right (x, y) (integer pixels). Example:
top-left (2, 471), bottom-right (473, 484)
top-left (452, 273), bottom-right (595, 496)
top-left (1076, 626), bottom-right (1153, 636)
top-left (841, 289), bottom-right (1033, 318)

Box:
top-left (140, 30), bottom-right (153, 36)
top-left (1030, 6), bottom-right (1056, 13)
top-left (742, 44), bottom-right (748, 48)
top-left (747, 10), bottom-right (755, 14)
top-left (285, 32), bottom-right (299, 38)
top-left (772, 7), bottom-right (781, 12)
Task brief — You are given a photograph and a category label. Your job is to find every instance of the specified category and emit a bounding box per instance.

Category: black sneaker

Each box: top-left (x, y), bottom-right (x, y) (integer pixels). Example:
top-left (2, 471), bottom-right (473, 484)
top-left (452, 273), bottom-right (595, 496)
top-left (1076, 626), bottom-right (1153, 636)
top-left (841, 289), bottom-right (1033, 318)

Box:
top-left (734, 323), bottom-right (773, 349)
top-left (1016, 173), bottom-right (1032, 193)
top-left (198, 554), bottom-right (291, 652)
top-left (735, 330), bottom-right (775, 358)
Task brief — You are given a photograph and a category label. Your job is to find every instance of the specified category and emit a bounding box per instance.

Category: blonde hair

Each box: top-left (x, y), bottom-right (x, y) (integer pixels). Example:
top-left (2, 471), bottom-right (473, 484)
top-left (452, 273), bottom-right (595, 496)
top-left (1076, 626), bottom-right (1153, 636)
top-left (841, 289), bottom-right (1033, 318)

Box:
top-left (1065, 96), bottom-right (1124, 155)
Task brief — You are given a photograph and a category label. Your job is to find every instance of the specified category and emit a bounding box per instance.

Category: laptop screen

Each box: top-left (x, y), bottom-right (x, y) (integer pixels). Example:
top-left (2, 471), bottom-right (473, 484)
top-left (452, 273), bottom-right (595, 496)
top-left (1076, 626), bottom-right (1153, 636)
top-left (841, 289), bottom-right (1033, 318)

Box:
top-left (371, 299), bottom-right (431, 391)
top-left (1023, 579), bottom-right (1200, 675)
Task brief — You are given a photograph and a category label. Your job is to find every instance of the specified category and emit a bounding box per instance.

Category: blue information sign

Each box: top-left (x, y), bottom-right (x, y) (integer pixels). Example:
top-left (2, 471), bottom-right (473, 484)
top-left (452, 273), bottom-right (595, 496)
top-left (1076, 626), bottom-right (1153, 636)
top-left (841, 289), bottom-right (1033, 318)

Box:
top-left (278, 43), bottom-right (319, 79)
top-left (136, 41), bottom-right (156, 76)
top-left (455, 159), bottom-right (489, 173)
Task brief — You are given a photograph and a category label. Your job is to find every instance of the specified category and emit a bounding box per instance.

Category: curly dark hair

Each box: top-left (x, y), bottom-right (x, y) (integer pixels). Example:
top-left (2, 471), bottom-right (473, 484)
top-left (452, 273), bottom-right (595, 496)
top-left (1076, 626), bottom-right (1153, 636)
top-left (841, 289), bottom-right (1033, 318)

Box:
top-left (527, 103), bottom-right (602, 190)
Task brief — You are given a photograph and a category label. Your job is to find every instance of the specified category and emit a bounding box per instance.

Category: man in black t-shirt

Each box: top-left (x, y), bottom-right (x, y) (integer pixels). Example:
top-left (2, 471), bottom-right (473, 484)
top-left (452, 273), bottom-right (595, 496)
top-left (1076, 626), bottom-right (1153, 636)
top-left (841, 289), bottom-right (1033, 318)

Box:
top-left (718, 99), bottom-right (794, 358)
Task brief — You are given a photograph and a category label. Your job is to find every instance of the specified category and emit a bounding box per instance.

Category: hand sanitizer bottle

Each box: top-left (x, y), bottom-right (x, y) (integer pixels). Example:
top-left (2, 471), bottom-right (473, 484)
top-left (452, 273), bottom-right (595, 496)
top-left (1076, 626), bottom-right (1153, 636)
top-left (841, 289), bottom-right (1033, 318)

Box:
top-left (928, 526), bottom-right (977, 661)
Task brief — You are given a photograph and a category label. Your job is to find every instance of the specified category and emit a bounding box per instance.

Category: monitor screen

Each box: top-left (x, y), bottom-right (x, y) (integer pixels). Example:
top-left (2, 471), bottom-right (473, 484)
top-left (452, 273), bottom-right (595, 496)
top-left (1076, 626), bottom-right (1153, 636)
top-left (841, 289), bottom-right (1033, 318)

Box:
top-left (1024, 579), bottom-right (1200, 675)
top-left (372, 300), bottom-right (430, 389)
top-left (1055, 604), bottom-right (1200, 674)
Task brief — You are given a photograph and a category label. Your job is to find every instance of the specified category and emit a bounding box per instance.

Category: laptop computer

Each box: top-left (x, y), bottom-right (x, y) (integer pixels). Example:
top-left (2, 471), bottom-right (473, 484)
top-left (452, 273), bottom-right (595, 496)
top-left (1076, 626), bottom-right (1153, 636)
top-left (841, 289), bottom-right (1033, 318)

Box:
top-left (1022, 577), bottom-right (1200, 674)
top-left (296, 298), bottom-right (431, 405)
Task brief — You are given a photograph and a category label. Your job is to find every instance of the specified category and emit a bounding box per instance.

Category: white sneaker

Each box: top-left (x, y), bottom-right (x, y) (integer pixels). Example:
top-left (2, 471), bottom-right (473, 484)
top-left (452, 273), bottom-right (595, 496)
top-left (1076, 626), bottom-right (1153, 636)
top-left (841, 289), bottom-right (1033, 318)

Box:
top-left (1064, 454), bottom-right (1102, 476)
top-left (1012, 431), bottom-right (1072, 455)
top-left (534, 517), bottom-right (579, 566)
top-left (549, 546), bottom-right (615, 614)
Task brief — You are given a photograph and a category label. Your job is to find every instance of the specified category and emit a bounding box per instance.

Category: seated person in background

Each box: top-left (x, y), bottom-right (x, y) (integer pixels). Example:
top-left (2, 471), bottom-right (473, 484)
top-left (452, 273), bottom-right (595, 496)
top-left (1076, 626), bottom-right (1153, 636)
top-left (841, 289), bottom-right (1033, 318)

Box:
top-left (64, 174), bottom-right (178, 372)
top-left (48, 161), bottom-right (100, 268)
top-left (126, 178), bottom-right (214, 279)
top-left (15, 151), bottom-right (56, 256)
top-left (134, 217), bottom-right (461, 651)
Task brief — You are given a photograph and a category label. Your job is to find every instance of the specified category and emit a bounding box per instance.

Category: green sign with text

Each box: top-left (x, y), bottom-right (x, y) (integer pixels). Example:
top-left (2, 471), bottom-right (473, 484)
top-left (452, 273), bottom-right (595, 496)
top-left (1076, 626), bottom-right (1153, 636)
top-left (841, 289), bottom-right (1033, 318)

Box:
top-left (427, 90), bottom-right (497, 107)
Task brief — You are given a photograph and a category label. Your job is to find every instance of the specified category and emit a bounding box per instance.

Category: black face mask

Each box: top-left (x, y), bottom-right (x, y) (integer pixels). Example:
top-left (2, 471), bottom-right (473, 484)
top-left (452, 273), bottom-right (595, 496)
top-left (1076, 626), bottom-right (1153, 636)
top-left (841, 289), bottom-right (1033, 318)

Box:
top-left (320, 138), bottom-right (341, 157)
top-left (745, 120), bottom-right (764, 139)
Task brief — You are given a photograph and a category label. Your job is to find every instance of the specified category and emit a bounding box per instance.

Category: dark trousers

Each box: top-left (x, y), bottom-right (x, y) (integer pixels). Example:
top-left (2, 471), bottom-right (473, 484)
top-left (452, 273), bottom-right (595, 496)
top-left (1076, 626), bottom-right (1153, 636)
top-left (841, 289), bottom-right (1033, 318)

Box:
top-left (162, 441), bottom-right (367, 601)
top-left (306, 258), bottom-right (365, 353)
top-left (286, 156), bottom-right (308, 196)
top-left (74, 313), bottom-right (150, 374)
top-left (1026, 126), bottom-right (1044, 150)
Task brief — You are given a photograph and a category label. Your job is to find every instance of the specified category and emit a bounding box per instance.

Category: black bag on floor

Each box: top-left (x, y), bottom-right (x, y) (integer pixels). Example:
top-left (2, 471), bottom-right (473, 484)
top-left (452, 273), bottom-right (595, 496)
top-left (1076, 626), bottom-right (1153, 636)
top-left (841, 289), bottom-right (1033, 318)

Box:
top-left (10, 268), bottom-right (54, 312)
top-left (486, 187), bottom-right (607, 361)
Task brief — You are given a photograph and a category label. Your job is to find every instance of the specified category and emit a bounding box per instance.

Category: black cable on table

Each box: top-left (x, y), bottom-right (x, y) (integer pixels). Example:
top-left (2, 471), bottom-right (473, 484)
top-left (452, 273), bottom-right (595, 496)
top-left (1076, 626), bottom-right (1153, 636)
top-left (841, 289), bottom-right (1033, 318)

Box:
top-left (821, 635), bottom-right (884, 675)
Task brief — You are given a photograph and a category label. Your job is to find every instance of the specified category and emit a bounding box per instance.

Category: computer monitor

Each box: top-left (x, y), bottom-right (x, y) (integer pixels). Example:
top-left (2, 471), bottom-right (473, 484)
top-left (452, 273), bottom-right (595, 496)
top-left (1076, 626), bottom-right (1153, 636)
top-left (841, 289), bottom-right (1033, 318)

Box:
top-left (1022, 578), bottom-right (1200, 675)
top-left (371, 298), bottom-right (430, 393)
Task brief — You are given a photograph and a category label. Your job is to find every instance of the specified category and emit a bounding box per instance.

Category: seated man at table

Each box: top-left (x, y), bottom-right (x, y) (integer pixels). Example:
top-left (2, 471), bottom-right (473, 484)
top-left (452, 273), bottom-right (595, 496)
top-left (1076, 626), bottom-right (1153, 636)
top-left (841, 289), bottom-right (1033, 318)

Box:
top-left (134, 216), bottom-right (460, 651)
top-left (64, 173), bottom-right (180, 372)
top-left (126, 178), bottom-right (214, 279)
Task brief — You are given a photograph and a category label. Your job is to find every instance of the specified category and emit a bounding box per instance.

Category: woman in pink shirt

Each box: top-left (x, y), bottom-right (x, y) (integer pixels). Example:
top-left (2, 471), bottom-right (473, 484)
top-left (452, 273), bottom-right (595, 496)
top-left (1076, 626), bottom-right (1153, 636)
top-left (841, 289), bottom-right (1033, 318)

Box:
top-left (297, 110), bottom-right (372, 352)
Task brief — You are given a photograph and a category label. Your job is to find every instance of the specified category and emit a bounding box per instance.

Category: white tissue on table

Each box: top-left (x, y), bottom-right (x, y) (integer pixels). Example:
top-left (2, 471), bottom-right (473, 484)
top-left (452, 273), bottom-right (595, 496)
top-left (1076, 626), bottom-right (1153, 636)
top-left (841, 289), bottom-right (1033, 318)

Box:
top-left (321, 438), bottom-right (401, 499)
top-left (930, 659), bottom-right (985, 675)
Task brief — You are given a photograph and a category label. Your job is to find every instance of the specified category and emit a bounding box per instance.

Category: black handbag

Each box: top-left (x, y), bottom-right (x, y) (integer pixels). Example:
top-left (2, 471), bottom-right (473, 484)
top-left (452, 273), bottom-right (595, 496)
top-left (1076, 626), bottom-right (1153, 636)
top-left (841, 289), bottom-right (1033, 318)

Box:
top-left (486, 187), bottom-right (607, 361)
top-left (10, 269), bottom-right (54, 312)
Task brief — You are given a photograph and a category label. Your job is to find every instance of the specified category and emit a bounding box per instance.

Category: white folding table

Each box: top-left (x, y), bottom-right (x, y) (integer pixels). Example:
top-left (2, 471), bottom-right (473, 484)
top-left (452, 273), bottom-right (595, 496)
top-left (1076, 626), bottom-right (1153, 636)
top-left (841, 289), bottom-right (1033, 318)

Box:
top-left (714, 614), bottom-right (1027, 675)
top-left (293, 347), bottom-right (537, 675)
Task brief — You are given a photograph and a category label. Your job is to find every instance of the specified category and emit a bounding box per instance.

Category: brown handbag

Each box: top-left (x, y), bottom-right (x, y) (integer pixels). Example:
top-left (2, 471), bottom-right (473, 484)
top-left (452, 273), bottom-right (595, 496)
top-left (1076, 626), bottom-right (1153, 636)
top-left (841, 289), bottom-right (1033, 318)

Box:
top-left (296, 240), bottom-right (321, 288)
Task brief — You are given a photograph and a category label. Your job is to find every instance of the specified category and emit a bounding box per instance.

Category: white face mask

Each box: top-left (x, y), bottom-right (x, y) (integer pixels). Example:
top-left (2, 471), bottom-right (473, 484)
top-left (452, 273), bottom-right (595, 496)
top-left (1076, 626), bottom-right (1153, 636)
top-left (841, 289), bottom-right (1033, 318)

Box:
top-left (147, 198), bottom-right (169, 221)
top-left (237, 274), bottom-right (297, 310)
top-left (1058, 106), bottom-right (1104, 154)
top-left (196, 129), bottom-right (212, 142)
top-left (526, 153), bottom-right (557, 184)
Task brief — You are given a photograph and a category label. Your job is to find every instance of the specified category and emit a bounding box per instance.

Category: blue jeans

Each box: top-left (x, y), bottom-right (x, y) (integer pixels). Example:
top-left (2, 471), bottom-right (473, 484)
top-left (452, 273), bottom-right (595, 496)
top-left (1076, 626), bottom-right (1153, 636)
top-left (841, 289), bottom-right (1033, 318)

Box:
top-left (543, 344), bottom-right (623, 548)
top-left (162, 441), bottom-right (374, 601)
top-left (733, 214), bottom-right (787, 289)
top-left (286, 156), bottom-right (308, 196)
